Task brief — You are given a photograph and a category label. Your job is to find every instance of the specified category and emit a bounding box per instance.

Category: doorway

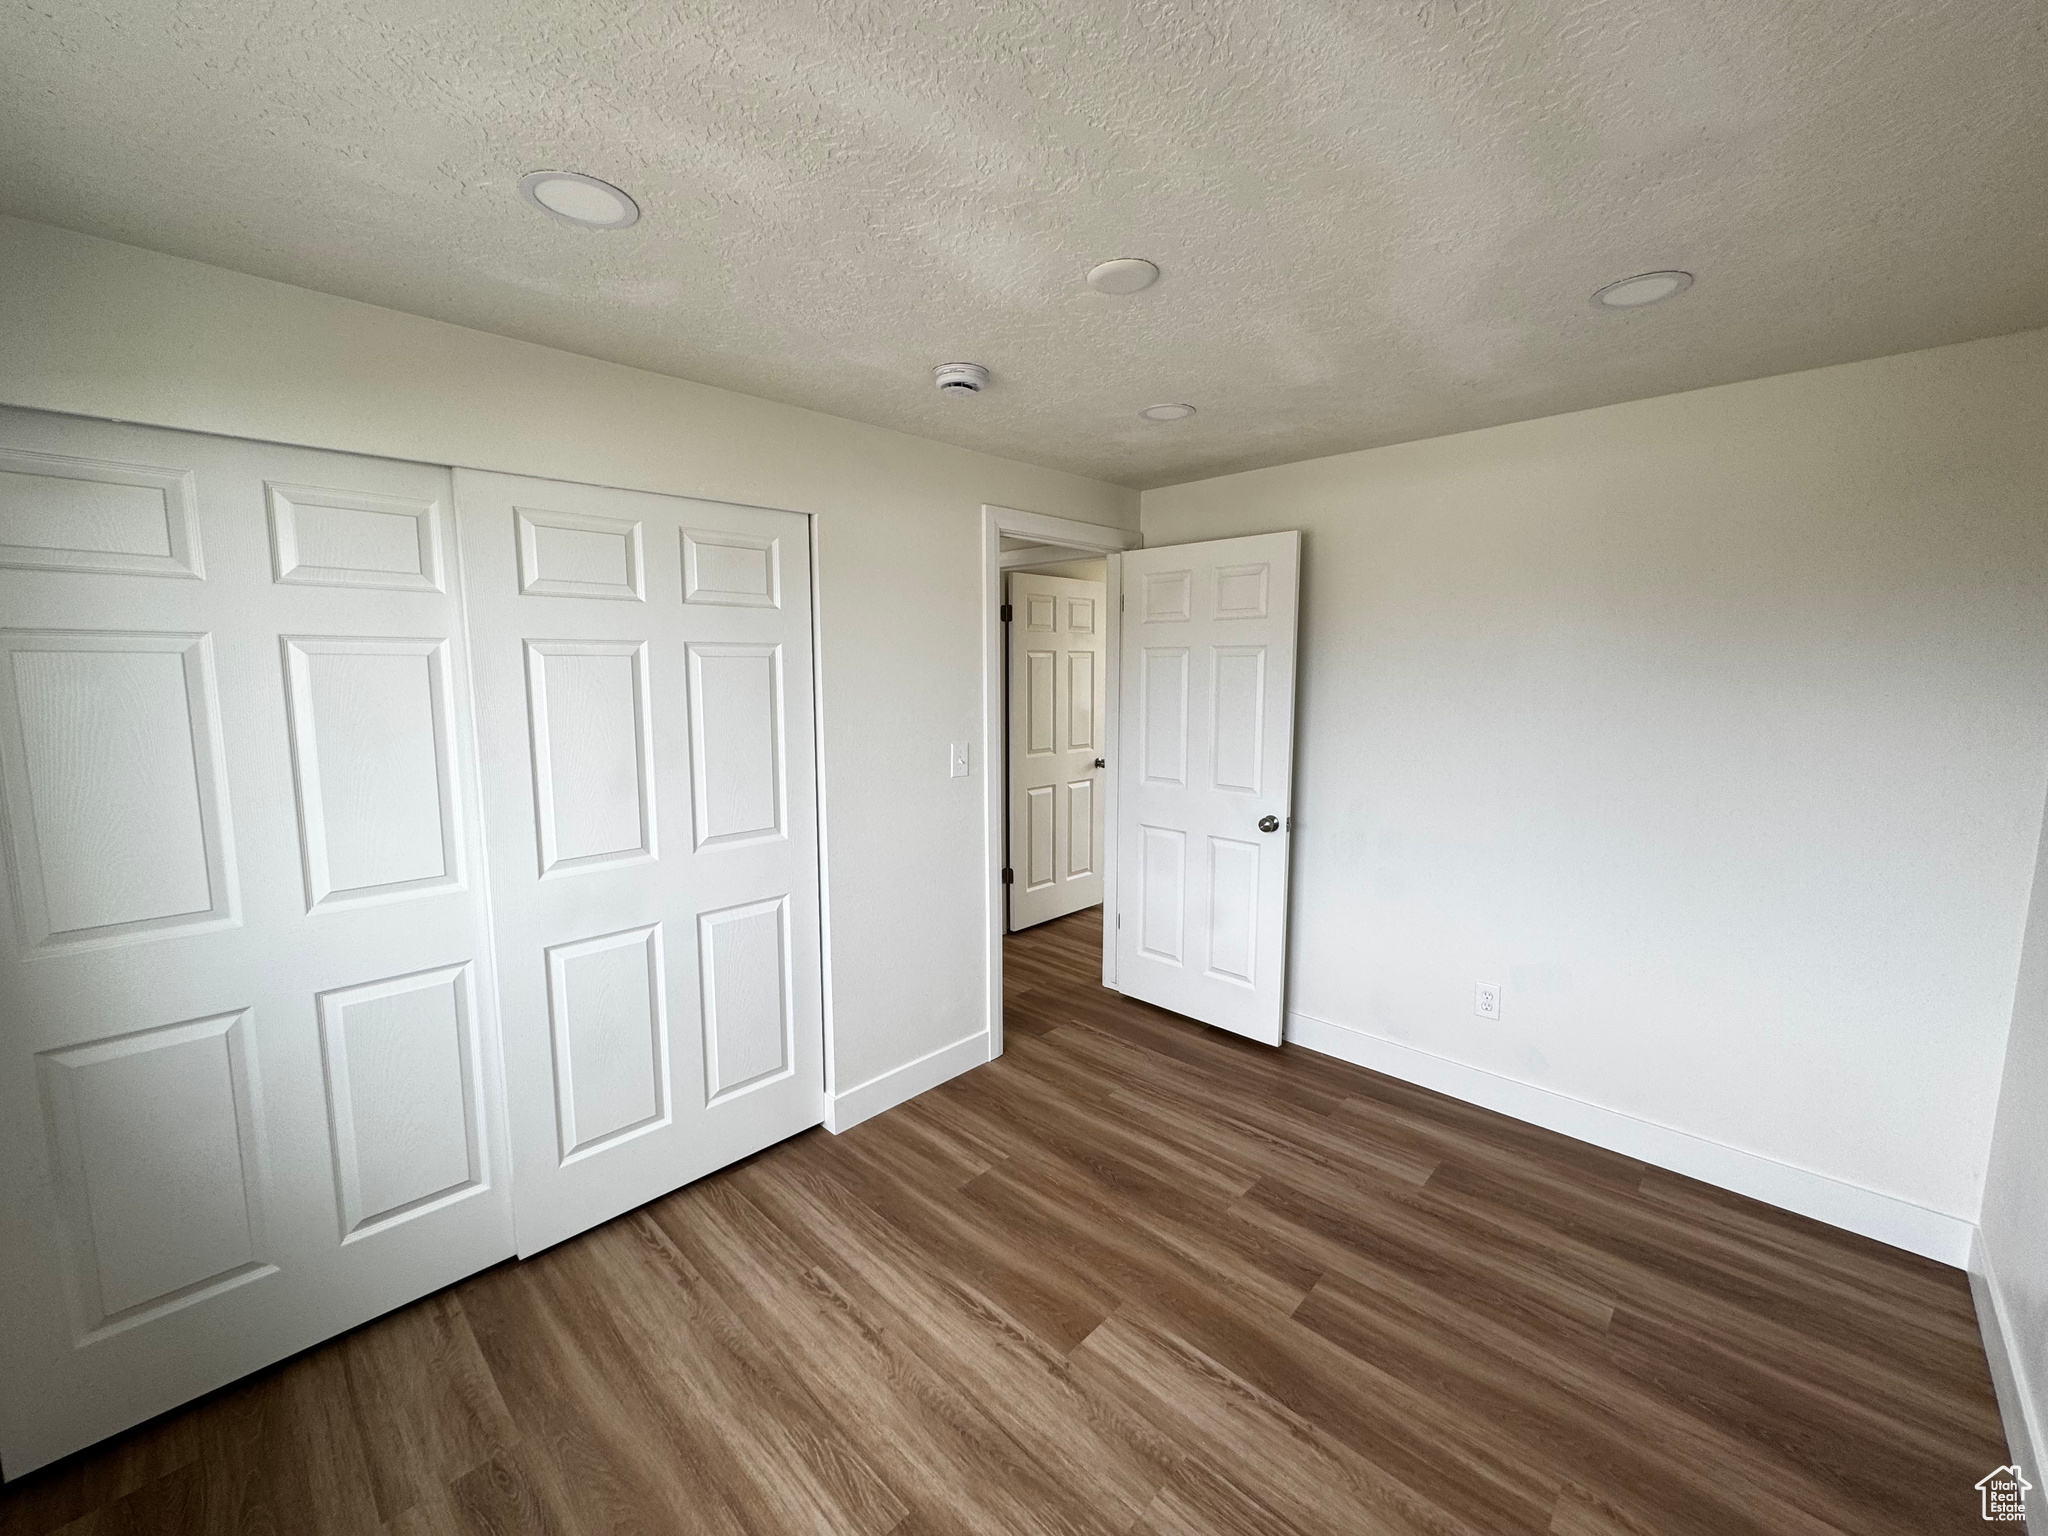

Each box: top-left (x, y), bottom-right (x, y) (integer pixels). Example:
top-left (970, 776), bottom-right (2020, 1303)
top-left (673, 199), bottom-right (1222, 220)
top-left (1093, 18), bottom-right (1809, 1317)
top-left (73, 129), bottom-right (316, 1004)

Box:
top-left (982, 511), bottom-right (1306, 1062)
top-left (979, 507), bottom-right (1140, 1058)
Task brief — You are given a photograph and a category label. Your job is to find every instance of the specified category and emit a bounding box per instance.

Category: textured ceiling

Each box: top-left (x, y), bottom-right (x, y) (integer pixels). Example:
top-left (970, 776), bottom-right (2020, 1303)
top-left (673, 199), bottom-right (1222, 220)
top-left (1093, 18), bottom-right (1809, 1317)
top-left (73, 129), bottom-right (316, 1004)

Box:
top-left (3, 0), bottom-right (2043, 489)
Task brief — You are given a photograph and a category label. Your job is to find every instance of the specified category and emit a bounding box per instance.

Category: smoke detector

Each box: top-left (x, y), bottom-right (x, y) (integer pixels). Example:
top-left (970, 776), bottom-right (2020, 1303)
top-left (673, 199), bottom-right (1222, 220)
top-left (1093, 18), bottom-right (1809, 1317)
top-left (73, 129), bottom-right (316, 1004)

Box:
top-left (934, 363), bottom-right (990, 395)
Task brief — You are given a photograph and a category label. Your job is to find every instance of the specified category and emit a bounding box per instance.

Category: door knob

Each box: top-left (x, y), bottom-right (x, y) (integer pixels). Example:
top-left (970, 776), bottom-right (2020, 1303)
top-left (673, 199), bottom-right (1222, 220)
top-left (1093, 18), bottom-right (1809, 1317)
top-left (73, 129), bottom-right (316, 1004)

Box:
top-left (1258, 815), bottom-right (1280, 833)
top-left (1094, 758), bottom-right (1106, 768)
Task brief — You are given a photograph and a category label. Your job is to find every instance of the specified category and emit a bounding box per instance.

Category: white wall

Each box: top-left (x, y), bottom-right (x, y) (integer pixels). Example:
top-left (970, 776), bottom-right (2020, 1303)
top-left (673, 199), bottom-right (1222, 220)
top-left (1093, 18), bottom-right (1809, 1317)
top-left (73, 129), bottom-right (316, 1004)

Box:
top-left (1980, 786), bottom-right (2048, 1480)
top-left (1012, 557), bottom-right (1107, 581)
top-left (1141, 330), bottom-right (2048, 1236)
top-left (0, 215), bottom-right (1138, 1114)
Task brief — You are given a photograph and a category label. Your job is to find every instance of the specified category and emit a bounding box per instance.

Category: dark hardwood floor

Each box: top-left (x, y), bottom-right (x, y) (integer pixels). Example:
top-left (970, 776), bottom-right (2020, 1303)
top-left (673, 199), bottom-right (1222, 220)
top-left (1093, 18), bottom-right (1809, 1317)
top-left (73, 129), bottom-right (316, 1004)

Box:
top-left (1, 905), bottom-right (2011, 1534)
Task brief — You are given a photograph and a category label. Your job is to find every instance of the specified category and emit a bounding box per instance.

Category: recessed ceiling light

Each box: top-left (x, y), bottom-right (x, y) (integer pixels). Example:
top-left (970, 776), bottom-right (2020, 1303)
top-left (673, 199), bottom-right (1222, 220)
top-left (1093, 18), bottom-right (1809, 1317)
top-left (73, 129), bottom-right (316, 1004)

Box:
top-left (1139, 403), bottom-right (1196, 422)
top-left (1088, 258), bottom-right (1160, 294)
top-left (1591, 270), bottom-right (1693, 309)
top-left (519, 170), bottom-right (640, 229)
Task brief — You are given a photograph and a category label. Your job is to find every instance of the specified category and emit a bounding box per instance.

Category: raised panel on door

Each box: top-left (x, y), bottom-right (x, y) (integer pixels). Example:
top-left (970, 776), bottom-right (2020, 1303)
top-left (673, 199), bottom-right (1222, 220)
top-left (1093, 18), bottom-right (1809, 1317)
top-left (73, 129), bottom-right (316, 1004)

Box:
top-left (682, 527), bottom-right (780, 608)
top-left (1142, 648), bottom-right (1189, 786)
top-left (455, 470), bottom-right (824, 1259)
top-left (1214, 563), bottom-right (1270, 620)
top-left (518, 506), bottom-right (645, 601)
top-left (37, 1009), bottom-right (271, 1337)
top-left (1065, 778), bottom-right (1096, 879)
top-left (0, 448), bottom-right (203, 580)
top-left (1116, 533), bottom-right (1300, 1045)
top-left (267, 483), bottom-right (444, 592)
top-left (1068, 650), bottom-right (1096, 752)
top-left (1026, 651), bottom-right (1056, 754)
top-left (1204, 837), bottom-right (1261, 987)
top-left (1139, 826), bottom-right (1187, 963)
top-left (315, 962), bottom-right (487, 1241)
top-left (1210, 647), bottom-right (1266, 794)
top-left (0, 629), bottom-right (238, 953)
top-left (0, 408), bottom-right (514, 1478)
top-left (545, 924), bottom-right (670, 1161)
top-left (525, 640), bottom-right (657, 874)
top-left (687, 642), bottom-right (785, 850)
top-left (281, 636), bottom-right (463, 909)
top-left (1024, 785), bottom-right (1057, 891)
top-left (700, 896), bottom-right (794, 1101)
top-left (1143, 570), bottom-right (1192, 623)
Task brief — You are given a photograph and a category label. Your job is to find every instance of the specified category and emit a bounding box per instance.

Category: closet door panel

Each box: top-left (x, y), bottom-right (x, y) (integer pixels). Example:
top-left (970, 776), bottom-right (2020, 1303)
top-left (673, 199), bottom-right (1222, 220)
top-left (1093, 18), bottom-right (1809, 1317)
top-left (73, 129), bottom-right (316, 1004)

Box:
top-left (456, 471), bottom-right (824, 1257)
top-left (0, 408), bottom-right (514, 1479)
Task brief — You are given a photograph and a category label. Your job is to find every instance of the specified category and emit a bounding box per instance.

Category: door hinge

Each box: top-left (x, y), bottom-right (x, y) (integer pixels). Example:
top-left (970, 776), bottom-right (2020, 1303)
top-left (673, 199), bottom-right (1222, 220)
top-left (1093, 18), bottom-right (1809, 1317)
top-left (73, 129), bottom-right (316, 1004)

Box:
top-left (1000, 602), bottom-right (1013, 622)
top-left (1002, 867), bottom-right (1014, 885)
top-left (1116, 912), bottom-right (1122, 928)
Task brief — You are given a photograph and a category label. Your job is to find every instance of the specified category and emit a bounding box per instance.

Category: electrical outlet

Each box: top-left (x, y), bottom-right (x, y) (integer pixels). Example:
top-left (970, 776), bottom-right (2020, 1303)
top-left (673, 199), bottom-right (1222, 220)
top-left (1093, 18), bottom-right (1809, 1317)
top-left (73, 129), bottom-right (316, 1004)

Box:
top-left (949, 741), bottom-right (970, 778)
top-left (1474, 981), bottom-right (1502, 1020)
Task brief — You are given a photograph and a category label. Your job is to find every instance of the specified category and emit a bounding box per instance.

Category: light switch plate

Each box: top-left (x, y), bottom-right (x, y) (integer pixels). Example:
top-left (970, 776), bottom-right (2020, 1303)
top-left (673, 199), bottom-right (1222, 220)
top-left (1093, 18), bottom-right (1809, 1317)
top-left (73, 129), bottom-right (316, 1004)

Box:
top-left (950, 741), bottom-right (970, 778)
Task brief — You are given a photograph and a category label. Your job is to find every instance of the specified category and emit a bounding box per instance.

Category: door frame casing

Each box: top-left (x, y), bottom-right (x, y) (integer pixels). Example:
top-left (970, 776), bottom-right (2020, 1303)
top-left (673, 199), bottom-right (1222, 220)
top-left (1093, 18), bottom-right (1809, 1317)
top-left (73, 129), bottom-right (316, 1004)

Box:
top-left (981, 505), bottom-right (1142, 1058)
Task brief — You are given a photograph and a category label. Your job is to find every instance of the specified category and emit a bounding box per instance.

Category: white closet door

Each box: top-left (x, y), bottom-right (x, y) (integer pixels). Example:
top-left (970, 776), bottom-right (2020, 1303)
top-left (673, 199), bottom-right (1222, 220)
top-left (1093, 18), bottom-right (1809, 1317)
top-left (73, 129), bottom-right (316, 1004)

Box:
top-left (0, 408), bottom-right (513, 1478)
top-left (1116, 532), bottom-right (1301, 1045)
top-left (455, 471), bottom-right (824, 1257)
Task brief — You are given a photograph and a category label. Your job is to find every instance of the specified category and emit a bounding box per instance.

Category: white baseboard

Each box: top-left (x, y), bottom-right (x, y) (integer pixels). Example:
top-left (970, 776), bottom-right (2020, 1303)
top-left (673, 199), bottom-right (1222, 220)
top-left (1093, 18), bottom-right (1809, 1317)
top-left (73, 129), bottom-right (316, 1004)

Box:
top-left (1284, 1009), bottom-right (1975, 1268)
top-left (825, 1030), bottom-right (991, 1134)
top-left (1972, 1230), bottom-right (2048, 1492)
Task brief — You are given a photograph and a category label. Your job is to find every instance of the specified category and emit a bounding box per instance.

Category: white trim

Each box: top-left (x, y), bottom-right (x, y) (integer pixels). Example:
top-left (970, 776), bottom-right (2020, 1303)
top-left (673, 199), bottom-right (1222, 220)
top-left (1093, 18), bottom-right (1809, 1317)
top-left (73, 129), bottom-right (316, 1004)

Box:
top-left (981, 505), bottom-right (1141, 1060)
top-left (825, 1031), bottom-right (992, 1133)
top-left (1098, 552), bottom-right (1124, 995)
top-left (809, 511), bottom-right (837, 1108)
top-left (1284, 1008), bottom-right (1975, 1267)
top-left (988, 505), bottom-right (1143, 552)
top-left (998, 543), bottom-right (1104, 570)
top-left (444, 477), bottom-right (519, 1261)
top-left (1973, 1229), bottom-right (2048, 1489)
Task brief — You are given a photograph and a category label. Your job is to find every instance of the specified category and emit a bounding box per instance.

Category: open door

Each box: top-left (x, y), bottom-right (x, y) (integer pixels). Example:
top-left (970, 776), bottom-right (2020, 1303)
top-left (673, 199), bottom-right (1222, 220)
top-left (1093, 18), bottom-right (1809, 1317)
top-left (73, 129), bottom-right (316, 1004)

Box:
top-left (1115, 532), bottom-right (1300, 1044)
top-left (1006, 570), bottom-right (1107, 930)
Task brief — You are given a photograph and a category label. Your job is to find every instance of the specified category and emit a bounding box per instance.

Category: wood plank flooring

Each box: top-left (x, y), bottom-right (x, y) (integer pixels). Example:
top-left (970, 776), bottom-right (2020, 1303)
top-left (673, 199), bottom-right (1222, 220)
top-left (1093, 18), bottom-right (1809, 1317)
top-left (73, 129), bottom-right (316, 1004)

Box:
top-left (1, 905), bottom-right (2011, 1534)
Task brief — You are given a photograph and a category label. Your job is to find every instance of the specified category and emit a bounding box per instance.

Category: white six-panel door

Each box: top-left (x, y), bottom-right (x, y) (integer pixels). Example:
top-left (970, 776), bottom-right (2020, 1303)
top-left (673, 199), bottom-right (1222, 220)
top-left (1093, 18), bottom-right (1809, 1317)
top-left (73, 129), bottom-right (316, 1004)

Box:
top-left (1115, 532), bottom-right (1301, 1044)
top-left (454, 471), bottom-right (824, 1256)
top-left (1007, 572), bottom-right (1107, 930)
top-left (0, 409), bottom-right (515, 1476)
